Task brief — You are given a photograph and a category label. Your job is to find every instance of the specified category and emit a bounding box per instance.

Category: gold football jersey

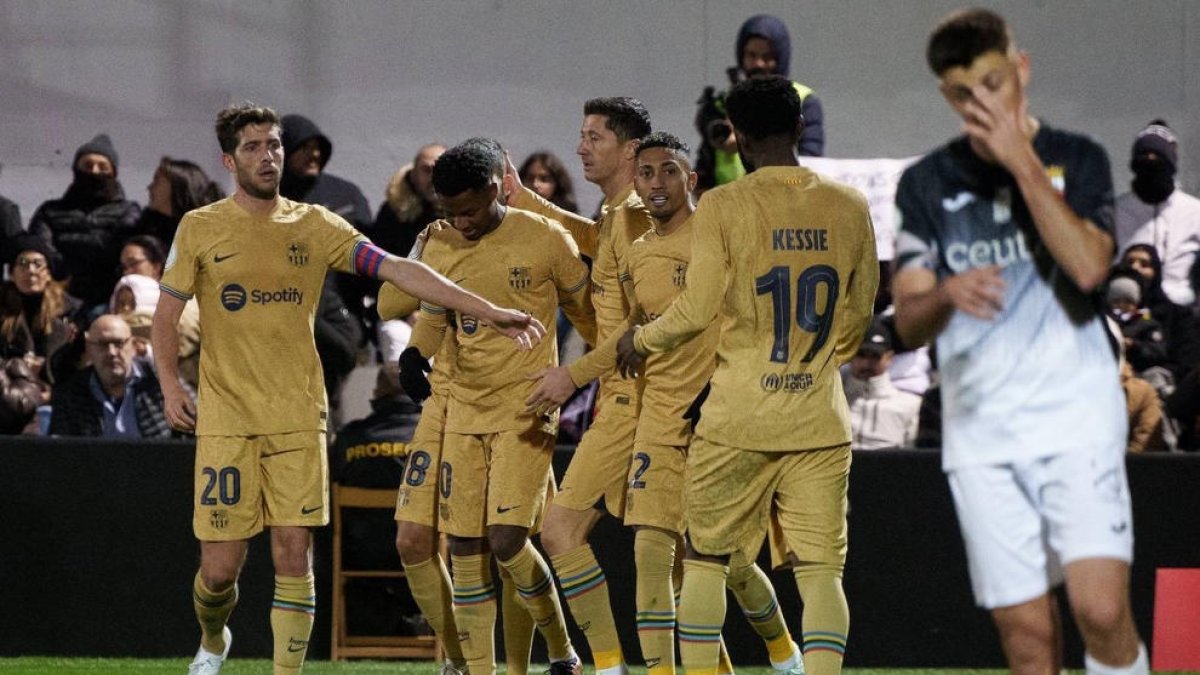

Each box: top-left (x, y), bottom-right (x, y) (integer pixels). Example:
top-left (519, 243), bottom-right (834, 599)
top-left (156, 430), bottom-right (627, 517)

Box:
top-left (635, 167), bottom-right (879, 451)
top-left (160, 197), bottom-right (366, 436)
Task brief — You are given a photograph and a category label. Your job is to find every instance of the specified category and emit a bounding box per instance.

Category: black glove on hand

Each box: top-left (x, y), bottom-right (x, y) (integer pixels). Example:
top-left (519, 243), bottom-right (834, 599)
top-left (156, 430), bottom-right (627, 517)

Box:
top-left (398, 347), bottom-right (432, 403)
top-left (683, 382), bottom-right (711, 432)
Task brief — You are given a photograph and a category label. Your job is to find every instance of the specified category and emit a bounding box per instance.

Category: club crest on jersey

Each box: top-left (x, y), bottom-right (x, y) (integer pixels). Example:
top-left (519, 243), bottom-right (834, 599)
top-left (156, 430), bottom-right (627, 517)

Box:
top-left (287, 242), bottom-right (309, 267)
top-left (461, 315), bottom-right (479, 335)
top-left (1046, 165), bottom-right (1065, 194)
top-left (209, 510), bottom-right (229, 530)
top-left (509, 266), bottom-right (532, 290)
top-left (673, 263), bottom-right (688, 287)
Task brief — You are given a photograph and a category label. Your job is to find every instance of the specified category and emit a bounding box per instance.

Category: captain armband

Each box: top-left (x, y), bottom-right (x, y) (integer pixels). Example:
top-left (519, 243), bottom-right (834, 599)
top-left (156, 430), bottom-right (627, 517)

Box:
top-left (352, 241), bottom-right (389, 279)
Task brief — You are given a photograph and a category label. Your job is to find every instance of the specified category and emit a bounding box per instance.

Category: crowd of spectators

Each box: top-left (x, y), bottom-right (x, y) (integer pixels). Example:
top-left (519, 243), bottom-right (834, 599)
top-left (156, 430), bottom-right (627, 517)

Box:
top-left (2, 17), bottom-right (1198, 456)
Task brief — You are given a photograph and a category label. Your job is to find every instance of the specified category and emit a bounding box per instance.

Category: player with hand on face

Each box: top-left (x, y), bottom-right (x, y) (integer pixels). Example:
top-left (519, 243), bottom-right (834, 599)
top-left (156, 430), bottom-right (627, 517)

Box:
top-left (892, 9), bottom-right (1146, 675)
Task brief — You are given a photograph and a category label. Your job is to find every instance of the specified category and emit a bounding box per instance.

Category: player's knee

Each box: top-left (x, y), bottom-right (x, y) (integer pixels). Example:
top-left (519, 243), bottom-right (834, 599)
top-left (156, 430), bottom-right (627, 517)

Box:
top-left (541, 505), bottom-right (594, 556)
top-left (394, 521), bottom-right (437, 564)
top-left (487, 526), bottom-right (528, 562)
top-left (199, 565), bottom-right (240, 592)
top-left (1073, 593), bottom-right (1129, 638)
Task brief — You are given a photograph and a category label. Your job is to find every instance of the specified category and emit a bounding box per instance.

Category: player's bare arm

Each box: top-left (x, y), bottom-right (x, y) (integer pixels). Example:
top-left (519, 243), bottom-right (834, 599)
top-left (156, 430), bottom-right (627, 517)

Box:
top-left (893, 265), bottom-right (1006, 347)
top-left (962, 85), bottom-right (1113, 291)
top-left (376, 255), bottom-right (545, 349)
top-left (151, 292), bottom-right (197, 432)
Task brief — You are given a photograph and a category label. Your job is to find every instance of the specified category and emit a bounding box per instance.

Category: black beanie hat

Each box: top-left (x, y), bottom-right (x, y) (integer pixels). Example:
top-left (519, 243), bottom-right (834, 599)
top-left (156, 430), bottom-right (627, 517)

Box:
top-left (74, 133), bottom-right (119, 174)
top-left (8, 233), bottom-right (63, 278)
top-left (1132, 119), bottom-right (1178, 170)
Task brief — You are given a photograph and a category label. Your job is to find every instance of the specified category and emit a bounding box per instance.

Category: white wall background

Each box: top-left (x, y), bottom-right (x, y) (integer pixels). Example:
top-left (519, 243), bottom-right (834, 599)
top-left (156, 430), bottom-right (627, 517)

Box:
top-left (1, 0), bottom-right (1197, 227)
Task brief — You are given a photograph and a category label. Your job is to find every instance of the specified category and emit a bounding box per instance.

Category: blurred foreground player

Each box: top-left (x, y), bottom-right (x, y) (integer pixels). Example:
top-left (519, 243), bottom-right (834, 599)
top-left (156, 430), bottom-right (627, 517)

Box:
top-left (153, 104), bottom-right (543, 675)
top-left (893, 9), bottom-right (1146, 675)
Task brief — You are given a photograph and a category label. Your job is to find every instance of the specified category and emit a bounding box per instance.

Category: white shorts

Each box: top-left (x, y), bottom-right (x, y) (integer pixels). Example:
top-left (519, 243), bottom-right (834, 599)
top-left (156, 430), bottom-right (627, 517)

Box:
top-left (947, 447), bottom-right (1133, 609)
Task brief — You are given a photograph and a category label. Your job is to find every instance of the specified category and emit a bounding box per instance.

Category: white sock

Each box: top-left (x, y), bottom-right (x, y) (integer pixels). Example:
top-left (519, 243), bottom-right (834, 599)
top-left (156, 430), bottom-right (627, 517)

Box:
top-left (1084, 642), bottom-right (1148, 675)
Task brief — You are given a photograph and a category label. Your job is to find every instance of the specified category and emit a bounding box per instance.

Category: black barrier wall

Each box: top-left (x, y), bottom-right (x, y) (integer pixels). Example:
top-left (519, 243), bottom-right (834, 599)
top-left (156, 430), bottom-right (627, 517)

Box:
top-left (1, 438), bottom-right (1197, 667)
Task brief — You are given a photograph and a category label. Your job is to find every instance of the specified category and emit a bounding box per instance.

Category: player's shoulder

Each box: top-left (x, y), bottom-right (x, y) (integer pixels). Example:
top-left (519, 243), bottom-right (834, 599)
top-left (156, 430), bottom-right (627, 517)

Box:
top-left (807, 170), bottom-right (870, 209)
top-left (613, 189), bottom-right (656, 229)
top-left (178, 196), bottom-right (234, 227)
top-left (507, 207), bottom-right (576, 243)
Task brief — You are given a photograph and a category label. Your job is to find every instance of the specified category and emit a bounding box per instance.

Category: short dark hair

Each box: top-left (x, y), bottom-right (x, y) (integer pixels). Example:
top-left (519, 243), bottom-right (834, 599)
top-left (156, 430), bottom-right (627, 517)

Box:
top-left (214, 102), bottom-right (280, 154)
top-left (583, 97), bottom-right (652, 143)
top-left (432, 141), bottom-right (502, 198)
top-left (519, 151), bottom-right (578, 214)
top-left (926, 8), bottom-right (1012, 76)
top-left (122, 234), bottom-right (167, 267)
top-left (157, 157), bottom-right (226, 217)
top-left (636, 132), bottom-right (691, 167)
top-left (725, 76), bottom-right (802, 142)
top-left (460, 137), bottom-right (506, 178)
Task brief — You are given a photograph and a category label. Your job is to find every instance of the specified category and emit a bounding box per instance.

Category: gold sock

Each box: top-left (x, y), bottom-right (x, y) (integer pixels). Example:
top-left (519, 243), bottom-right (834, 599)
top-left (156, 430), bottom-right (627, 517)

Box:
top-left (501, 540), bottom-right (575, 663)
top-left (192, 572), bottom-right (237, 655)
top-left (271, 572), bottom-right (315, 675)
top-left (678, 559), bottom-right (728, 675)
top-left (451, 553), bottom-right (497, 675)
top-left (717, 638), bottom-right (735, 675)
top-left (498, 565), bottom-right (534, 675)
top-left (794, 567), bottom-right (849, 675)
top-left (634, 529), bottom-right (677, 675)
top-left (727, 561), bottom-right (797, 667)
top-left (404, 555), bottom-right (465, 667)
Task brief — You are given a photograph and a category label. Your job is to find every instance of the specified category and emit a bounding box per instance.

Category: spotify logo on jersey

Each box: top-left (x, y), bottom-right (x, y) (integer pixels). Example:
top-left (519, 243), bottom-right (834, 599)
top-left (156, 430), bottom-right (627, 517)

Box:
top-left (221, 284), bottom-right (248, 311)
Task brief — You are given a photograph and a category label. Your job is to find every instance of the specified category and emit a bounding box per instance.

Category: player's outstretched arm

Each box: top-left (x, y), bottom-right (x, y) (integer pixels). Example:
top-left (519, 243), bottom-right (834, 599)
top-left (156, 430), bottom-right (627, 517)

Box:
top-left (376, 256), bottom-right (545, 350)
top-left (151, 292), bottom-right (196, 432)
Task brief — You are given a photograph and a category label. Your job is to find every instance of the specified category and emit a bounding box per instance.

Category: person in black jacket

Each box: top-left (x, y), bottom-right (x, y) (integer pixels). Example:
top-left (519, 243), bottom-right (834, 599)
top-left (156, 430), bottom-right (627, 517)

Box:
top-left (28, 134), bottom-right (140, 311)
top-left (280, 114), bottom-right (373, 419)
top-left (0, 234), bottom-right (84, 386)
top-left (48, 314), bottom-right (175, 438)
top-left (367, 143), bottom-right (445, 258)
top-left (135, 157), bottom-right (225, 247)
top-left (0, 194), bottom-right (21, 262)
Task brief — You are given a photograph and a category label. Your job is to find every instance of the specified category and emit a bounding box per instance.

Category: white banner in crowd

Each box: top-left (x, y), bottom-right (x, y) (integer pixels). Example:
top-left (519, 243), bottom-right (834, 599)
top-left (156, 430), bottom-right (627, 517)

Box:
top-left (797, 156), bottom-right (921, 261)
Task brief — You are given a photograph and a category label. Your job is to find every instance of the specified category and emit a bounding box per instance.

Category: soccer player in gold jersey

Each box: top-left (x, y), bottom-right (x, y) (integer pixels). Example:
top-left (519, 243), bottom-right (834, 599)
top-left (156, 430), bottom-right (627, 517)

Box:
top-left (152, 105), bottom-right (542, 675)
top-left (618, 79), bottom-right (878, 675)
top-left (510, 98), bottom-right (655, 675)
top-left (381, 222), bottom-right (538, 675)
top-left (398, 139), bottom-right (595, 675)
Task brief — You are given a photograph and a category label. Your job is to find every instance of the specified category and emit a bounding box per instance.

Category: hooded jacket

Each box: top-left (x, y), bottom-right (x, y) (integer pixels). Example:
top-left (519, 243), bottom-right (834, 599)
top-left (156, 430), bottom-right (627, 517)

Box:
top-left (280, 114), bottom-right (371, 229)
top-left (366, 164), bottom-right (441, 257)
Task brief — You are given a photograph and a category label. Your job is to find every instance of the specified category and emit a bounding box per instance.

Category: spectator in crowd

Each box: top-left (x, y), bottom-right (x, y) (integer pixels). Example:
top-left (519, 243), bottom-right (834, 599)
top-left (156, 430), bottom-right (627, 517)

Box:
top-left (694, 14), bottom-right (824, 192)
top-left (0, 193), bottom-right (21, 262)
top-left (136, 157), bottom-right (225, 247)
top-left (1114, 120), bottom-right (1200, 306)
top-left (110, 274), bottom-right (160, 316)
top-left (1120, 244), bottom-right (1200, 379)
top-left (48, 313), bottom-right (175, 438)
top-left (27, 134), bottom-right (140, 311)
top-left (1106, 271), bottom-right (1170, 377)
top-left (845, 318), bottom-right (922, 449)
top-left (519, 151), bottom-right (579, 214)
top-left (280, 114), bottom-right (371, 421)
top-left (118, 234), bottom-right (201, 388)
top-left (1122, 361), bottom-right (1166, 453)
top-left (0, 234), bottom-right (82, 385)
top-left (120, 234), bottom-right (168, 279)
top-left (368, 143), bottom-right (446, 257)
top-left (0, 356), bottom-right (44, 434)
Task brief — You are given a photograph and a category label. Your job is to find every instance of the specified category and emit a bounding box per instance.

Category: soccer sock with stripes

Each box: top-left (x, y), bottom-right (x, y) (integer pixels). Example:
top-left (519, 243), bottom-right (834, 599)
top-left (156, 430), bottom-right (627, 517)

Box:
top-left (498, 564), bottom-right (535, 675)
top-left (501, 540), bottom-right (576, 663)
top-left (727, 561), bottom-right (800, 669)
top-left (192, 571), bottom-right (237, 655)
top-left (794, 568), bottom-right (849, 675)
top-left (678, 558), bottom-right (729, 675)
top-left (550, 543), bottom-right (621, 670)
top-left (450, 553), bottom-right (497, 674)
top-left (634, 529), bottom-right (677, 675)
top-left (403, 554), bottom-right (466, 668)
top-left (270, 572), bottom-right (315, 675)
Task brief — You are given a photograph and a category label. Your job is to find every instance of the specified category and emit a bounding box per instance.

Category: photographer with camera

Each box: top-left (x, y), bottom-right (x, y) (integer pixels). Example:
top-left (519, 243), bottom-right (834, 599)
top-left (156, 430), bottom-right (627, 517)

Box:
top-left (695, 14), bottom-right (825, 193)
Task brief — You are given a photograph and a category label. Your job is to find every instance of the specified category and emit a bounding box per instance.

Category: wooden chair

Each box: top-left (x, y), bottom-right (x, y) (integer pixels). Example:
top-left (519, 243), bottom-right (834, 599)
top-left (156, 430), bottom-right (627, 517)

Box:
top-left (330, 484), bottom-right (440, 660)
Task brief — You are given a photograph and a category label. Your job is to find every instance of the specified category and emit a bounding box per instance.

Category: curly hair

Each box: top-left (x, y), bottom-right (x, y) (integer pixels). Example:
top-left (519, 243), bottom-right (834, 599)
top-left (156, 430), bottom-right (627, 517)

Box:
top-left (215, 102), bottom-right (280, 154)
top-left (432, 140), bottom-right (503, 198)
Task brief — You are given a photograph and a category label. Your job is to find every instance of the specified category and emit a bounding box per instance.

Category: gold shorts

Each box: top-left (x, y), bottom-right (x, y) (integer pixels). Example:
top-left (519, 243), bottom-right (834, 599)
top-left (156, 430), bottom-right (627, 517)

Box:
top-left (439, 426), bottom-right (555, 538)
top-left (394, 389), bottom-right (449, 528)
top-left (686, 437), bottom-right (850, 568)
top-left (193, 431), bottom-right (327, 541)
top-left (555, 404), bottom-right (636, 517)
top-left (623, 441), bottom-right (686, 533)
